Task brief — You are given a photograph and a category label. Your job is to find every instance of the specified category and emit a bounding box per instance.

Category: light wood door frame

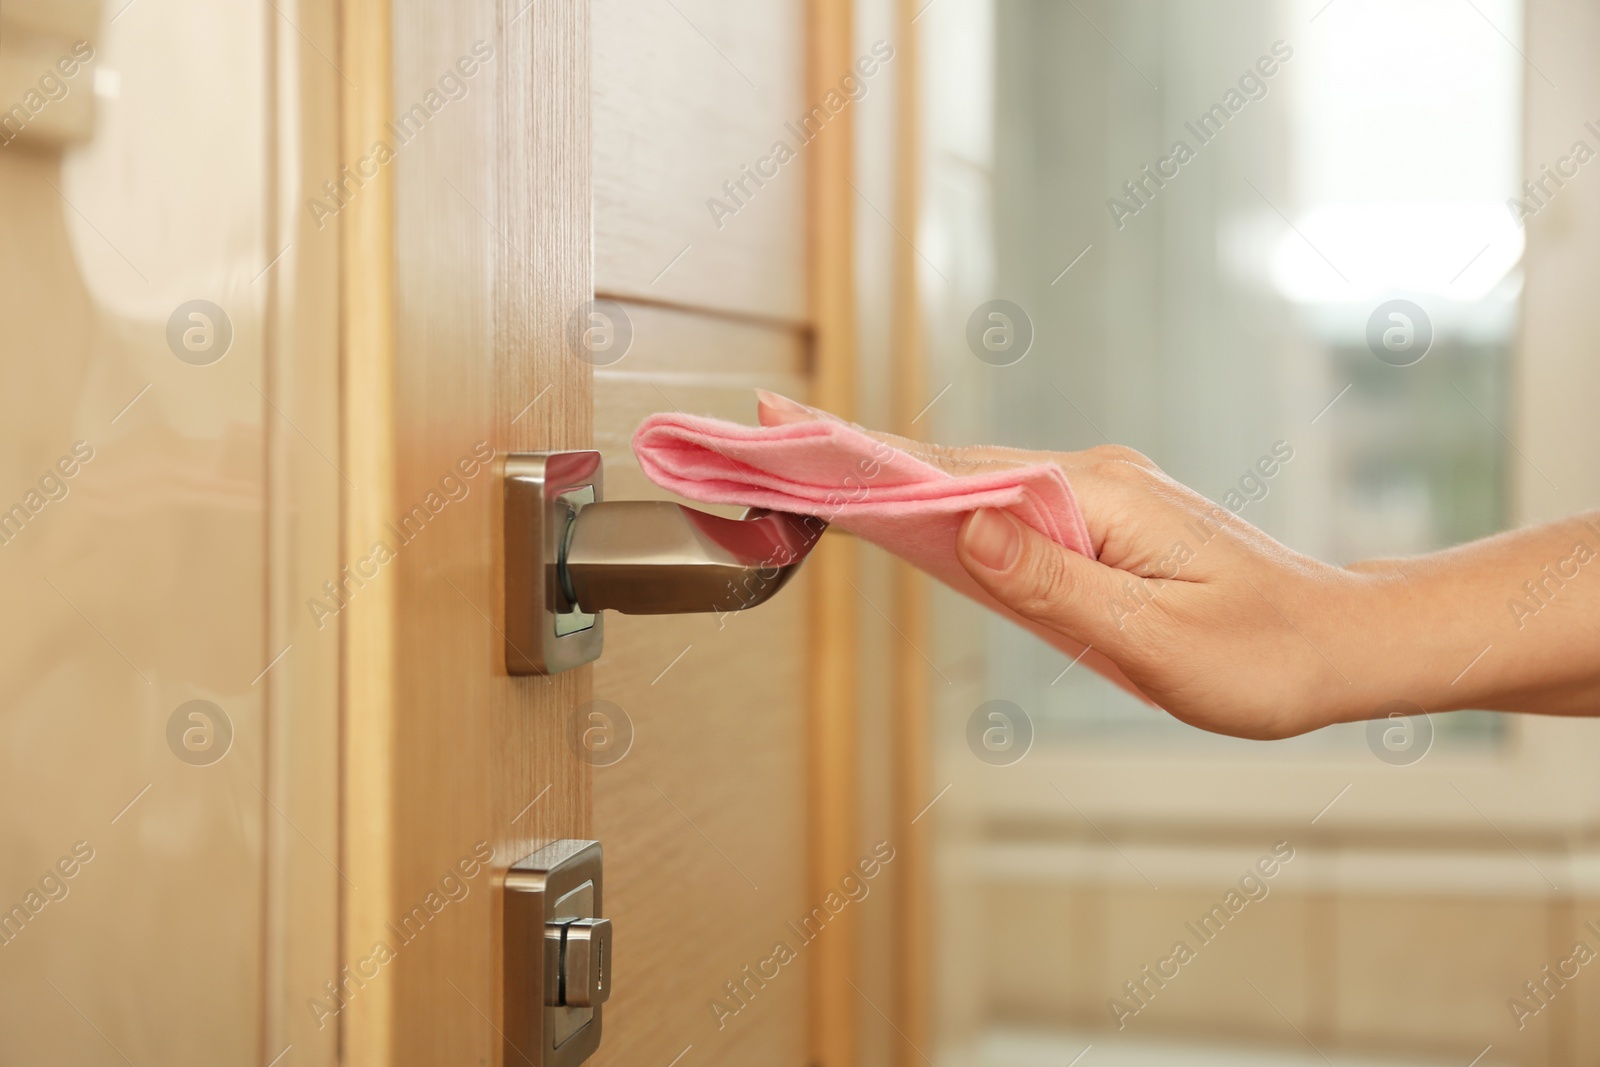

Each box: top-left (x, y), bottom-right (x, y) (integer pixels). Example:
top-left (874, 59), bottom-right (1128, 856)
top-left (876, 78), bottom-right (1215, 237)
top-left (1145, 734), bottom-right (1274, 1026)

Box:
top-left (885, 2), bottom-right (932, 1064)
top-left (807, 2), bottom-right (863, 1065)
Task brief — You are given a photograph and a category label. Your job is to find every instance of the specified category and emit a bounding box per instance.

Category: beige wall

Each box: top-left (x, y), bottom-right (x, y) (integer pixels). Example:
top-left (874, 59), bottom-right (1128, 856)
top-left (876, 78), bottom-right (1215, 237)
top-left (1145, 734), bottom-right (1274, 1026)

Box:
top-left (968, 849), bottom-right (1599, 1062)
top-left (0, 0), bottom-right (341, 1063)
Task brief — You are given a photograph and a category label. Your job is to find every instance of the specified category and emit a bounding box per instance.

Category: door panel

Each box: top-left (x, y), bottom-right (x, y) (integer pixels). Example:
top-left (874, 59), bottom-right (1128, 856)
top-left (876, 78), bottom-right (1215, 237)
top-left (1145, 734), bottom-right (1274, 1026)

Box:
top-left (592, 300), bottom-right (808, 378)
top-left (594, 0), bottom-right (807, 322)
top-left (589, 576), bottom-right (812, 1065)
top-left (591, 305), bottom-right (811, 1064)
top-left (589, 0), bottom-right (823, 1057)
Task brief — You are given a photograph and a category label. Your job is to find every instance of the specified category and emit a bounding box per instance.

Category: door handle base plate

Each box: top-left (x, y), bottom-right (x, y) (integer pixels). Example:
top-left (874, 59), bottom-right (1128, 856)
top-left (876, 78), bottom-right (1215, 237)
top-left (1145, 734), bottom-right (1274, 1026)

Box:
top-left (504, 451), bottom-right (605, 675)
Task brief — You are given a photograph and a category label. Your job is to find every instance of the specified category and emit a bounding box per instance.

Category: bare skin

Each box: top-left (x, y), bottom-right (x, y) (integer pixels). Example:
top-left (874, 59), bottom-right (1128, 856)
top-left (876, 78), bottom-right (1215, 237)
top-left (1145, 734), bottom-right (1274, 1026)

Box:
top-left (757, 391), bottom-right (1600, 740)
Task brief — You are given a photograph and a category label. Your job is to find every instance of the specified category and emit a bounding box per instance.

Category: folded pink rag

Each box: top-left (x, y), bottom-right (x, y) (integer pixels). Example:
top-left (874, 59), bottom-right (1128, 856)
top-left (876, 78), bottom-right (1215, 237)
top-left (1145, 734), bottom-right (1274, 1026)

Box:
top-left (632, 411), bottom-right (1143, 696)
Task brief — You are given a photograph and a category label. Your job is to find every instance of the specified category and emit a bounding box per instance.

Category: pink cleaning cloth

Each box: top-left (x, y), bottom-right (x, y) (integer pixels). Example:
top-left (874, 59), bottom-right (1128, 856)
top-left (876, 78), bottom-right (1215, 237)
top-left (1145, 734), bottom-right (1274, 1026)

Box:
top-left (632, 411), bottom-right (1146, 698)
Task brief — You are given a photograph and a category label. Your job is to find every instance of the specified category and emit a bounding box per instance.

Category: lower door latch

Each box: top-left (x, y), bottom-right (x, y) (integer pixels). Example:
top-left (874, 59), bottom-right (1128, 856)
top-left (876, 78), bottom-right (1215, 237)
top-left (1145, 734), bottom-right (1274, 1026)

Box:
top-left (504, 840), bottom-right (610, 1065)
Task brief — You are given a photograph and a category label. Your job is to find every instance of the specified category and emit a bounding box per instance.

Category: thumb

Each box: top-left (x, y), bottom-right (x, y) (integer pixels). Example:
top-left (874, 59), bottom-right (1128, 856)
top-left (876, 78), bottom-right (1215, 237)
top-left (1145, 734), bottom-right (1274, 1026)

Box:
top-left (957, 508), bottom-right (1132, 652)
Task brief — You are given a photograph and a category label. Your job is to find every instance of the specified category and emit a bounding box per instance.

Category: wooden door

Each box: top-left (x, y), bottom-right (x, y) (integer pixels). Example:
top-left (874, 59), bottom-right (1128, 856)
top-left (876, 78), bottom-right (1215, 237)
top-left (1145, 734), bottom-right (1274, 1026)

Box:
top-left (586, 0), bottom-right (852, 1062)
top-left (344, 2), bottom-right (863, 1066)
top-left (335, 1), bottom-right (593, 1064)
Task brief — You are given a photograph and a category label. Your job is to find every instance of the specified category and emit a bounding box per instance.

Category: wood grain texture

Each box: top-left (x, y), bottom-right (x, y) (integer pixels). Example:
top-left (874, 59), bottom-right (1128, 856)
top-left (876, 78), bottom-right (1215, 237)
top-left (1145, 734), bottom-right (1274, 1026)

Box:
top-left (805, 2), bottom-right (862, 1065)
top-left (591, 319), bottom-right (811, 1064)
top-left (342, 2), bottom-right (592, 1064)
top-left (588, 3), bottom-right (852, 1056)
top-left (592, 0), bottom-right (807, 323)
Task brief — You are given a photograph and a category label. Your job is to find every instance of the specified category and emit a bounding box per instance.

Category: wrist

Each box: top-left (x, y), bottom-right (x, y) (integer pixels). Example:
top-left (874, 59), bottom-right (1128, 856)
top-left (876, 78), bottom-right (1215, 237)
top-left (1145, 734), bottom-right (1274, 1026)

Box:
top-left (1314, 560), bottom-right (1485, 725)
top-left (1286, 566), bottom-right (1427, 735)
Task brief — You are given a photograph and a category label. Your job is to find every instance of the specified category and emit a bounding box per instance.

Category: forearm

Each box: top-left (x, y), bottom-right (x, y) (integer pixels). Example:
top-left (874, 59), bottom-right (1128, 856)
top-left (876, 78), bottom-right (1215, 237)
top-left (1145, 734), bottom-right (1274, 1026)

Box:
top-left (1339, 512), bottom-right (1600, 720)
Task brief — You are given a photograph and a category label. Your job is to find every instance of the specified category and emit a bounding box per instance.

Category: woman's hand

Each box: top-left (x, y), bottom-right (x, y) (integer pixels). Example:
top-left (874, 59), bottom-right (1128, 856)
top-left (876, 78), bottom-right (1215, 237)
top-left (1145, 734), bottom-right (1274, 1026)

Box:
top-left (757, 392), bottom-right (1600, 738)
top-left (948, 448), bottom-right (1374, 741)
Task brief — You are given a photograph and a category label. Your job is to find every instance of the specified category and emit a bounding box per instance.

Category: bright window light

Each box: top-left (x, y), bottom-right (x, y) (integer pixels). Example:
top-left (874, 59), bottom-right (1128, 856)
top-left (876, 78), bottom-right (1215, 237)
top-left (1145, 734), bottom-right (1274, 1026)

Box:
top-left (1276, 0), bottom-right (1524, 317)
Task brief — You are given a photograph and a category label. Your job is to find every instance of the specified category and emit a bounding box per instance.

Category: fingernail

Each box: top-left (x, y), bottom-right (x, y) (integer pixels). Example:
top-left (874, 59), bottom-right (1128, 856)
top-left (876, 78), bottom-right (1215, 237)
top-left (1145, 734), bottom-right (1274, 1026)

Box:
top-left (963, 509), bottom-right (1021, 571)
top-left (756, 389), bottom-right (819, 425)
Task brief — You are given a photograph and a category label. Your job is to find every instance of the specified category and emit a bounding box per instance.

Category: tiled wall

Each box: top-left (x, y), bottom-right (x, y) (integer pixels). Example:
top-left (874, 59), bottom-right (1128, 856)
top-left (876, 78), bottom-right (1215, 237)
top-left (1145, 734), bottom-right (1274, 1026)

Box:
top-left (979, 880), bottom-right (1600, 1064)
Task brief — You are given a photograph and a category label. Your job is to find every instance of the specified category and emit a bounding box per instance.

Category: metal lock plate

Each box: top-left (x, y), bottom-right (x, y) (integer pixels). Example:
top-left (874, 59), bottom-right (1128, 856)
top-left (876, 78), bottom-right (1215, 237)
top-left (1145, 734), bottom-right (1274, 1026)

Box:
top-left (504, 840), bottom-right (607, 1066)
top-left (504, 452), bottom-right (604, 674)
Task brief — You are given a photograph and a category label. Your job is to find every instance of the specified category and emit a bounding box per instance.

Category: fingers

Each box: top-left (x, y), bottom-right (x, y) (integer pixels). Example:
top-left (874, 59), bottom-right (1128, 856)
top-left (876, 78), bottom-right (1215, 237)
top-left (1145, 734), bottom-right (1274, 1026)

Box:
top-left (754, 390), bottom-right (1158, 478)
top-left (755, 389), bottom-right (832, 427)
top-left (755, 389), bottom-right (1162, 474)
top-left (1076, 442), bottom-right (1161, 472)
top-left (754, 391), bottom-right (1232, 580)
top-left (957, 507), bottom-right (1138, 655)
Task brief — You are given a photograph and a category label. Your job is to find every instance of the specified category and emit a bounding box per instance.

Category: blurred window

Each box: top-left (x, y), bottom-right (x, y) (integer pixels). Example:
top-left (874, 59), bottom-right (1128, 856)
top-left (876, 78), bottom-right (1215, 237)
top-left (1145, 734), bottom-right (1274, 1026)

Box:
top-left (925, 0), bottom-right (1523, 752)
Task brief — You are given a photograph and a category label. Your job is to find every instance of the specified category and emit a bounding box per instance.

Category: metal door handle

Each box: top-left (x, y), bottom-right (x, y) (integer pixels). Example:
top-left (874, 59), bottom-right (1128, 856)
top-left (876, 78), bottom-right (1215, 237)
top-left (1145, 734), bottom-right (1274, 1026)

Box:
top-left (504, 450), bottom-right (824, 675)
top-left (563, 501), bottom-right (816, 614)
